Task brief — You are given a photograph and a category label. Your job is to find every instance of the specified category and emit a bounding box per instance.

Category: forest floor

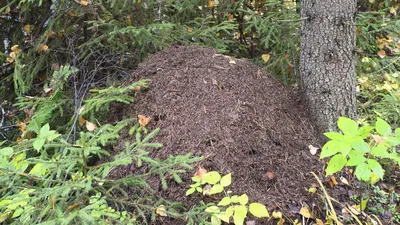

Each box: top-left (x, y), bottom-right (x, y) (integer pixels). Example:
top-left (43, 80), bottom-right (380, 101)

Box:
top-left (107, 46), bottom-right (396, 224)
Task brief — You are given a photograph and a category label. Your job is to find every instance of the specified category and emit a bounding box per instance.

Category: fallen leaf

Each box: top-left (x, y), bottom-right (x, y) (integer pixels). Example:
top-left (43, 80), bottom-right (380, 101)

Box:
top-left (261, 54), bottom-right (270, 63)
top-left (38, 44), bottom-right (49, 53)
top-left (299, 206), bottom-right (311, 218)
top-left (277, 218), bottom-right (285, 225)
top-left (156, 205), bottom-right (167, 217)
top-left (78, 116), bottom-right (86, 127)
top-left (377, 50), bottom-right (386, 58)
top-left (272, 211), bottom-right (282, 219)
top-left (266, 170), bottom-right (276, 180)
top-left (187, 27), bottom-right (193, 33)
top-left (246, 220), bottom-right (256, 225)
top-left (371, 134), bottom-right (385, 144)
top-left (194, 167), bottom-right (207, 180)
top-left (315, 218), bottom-right (324, 225)
top-left (208, 0), bottom-right (215, 8)
top-left (138, 114), bottom-right (151, 128)
top-left (85, 121), bottom-right (97, 131)
top-left (24, 25), bottom-right (31, 35)
top-left (347, 205), bottom-right (361, 215)
top-left (80, 0), bottom-right (91, 6)
top-left (328, 176), bottom-right (338, 188)
top-left (308, 144), bottom-right (319, 155)
top-left (340, 176), bottom-right (349, 185)
top-left (44, 87), bottom-right (53, 94)
top-left (17, 121), bottom-right (27, 133)
top-left (133, 85), bottom-right (142, 92)
top-left (228, 14), bottom-right (234, 20)
top-left (11, 45), bottom-right (21, 53)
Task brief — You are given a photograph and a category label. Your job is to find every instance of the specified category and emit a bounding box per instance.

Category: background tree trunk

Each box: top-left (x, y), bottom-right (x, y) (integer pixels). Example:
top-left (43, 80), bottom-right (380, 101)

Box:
top-left (299, 0), bottom-right (357, 133)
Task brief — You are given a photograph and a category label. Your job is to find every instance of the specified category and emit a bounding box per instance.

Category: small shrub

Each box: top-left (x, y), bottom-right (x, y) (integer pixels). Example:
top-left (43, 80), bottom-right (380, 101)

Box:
top-left (186, 170), bottom-right (269, 225)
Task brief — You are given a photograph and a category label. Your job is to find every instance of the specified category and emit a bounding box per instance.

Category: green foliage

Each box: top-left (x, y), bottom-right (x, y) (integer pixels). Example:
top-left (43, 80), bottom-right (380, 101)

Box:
top-left (186, 171), bottom-right (269, 225)
top-left (320, 117), bottom-right (400, 183)
top-left (0, 121), bottom-right (202, 224)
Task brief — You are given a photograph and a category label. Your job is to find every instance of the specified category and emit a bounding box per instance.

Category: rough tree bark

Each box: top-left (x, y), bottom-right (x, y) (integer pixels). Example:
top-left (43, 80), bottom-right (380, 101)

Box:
top-left (299, 0), bottom-right (357, 133)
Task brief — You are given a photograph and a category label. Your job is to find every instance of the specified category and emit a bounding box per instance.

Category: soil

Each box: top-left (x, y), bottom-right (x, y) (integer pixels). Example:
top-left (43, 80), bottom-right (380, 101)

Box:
top-left (110, 45), bottom-right (326, 221)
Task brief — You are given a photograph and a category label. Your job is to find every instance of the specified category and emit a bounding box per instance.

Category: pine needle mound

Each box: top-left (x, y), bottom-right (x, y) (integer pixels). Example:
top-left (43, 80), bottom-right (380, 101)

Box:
top-left (114, 45), bottom-right (323, 210)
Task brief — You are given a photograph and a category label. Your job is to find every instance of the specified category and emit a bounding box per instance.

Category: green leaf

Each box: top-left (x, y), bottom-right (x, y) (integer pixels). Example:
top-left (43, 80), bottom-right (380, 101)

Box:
top-left (218, 212), bottom-right (231, 223)
top-left (357, 125), bottom-right (374, 138)
top-left (346, 151), bottom-right (366, 166)
top-left (370, 144), bottom-right (390, 158)
top-left (324, 132), bottom-right (344, 140)
top-left (29, 163), bottom-right (47, 176)
top-left (186, 188), bottom-right (195, 196)
top-left (231, 195), bottom-right (239, 203)
top-left (376, 118), bottom-right (391, 137)
top-left (325, 154), bottom-right (347, 176)
top-left (196, 187), bottom-right (202, 193)
top-left (33, 138), bottom-right (45, 151)
top-left (191, 176), bottom-right (201, 182)
top-left (203, 171), bottom-right (221, 185)
top-left (218, 197), bottom-right (231, 206)
top-left (233, 205), bottom-right (247, 225)
top-left (211, 215), bottom-right (221, 225)
top-left (39, 124), bottom-right (50, 137)
top-left (209, 184), bottom-right (224, 195)
top-left (349, 138), bottom-right (370, 153)
top-left (12, 208), bottom-right (23, 218)
top-left (237, 194), bottom-right (248, 205)
top-left (220, 173), bottom-right (232, 187)
top-left (338, 117), bottom-right (358, 137)
top-left (0, 147), bottom-right (13, 156)
top-left (367, 159), bottom-right (384, 179)
top-left (205, 206), bottom-right (220, 213)
top-left (320, 141), bottom-right (340, 159)
top-left (249, 202), bottom-right (270, 218)
top-left (355, 162), bottom-right (371, 182)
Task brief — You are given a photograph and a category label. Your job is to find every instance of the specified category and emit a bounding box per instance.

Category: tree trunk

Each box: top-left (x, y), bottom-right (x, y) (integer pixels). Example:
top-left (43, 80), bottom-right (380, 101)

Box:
top-left (299, 0), bottom-right (357, 133)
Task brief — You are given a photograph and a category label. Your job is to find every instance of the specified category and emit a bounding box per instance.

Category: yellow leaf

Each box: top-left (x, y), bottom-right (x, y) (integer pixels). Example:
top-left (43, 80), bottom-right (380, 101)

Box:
top-left (277, 218), bottom-right (285, 225)
top-left (272, 211), bottom-right (282, 219)
top-left (299, 206), bottom-right (311, 218)
top-left (24, 25), bottom-right (31, 35)
top-left (347, 205), bottom-right (361, 215)
top-left (85, 121), bottom-right (97, 131)
top-left (261, 54), bottom-right (270, 62)
top-left (187, 27), bottom-right (193, 33)
top-left (369, 0), bottom-right (374, 3)
top-left (390, 7), bottom-right (396, 15)
top-left (38, 44), bottom-right (49, 53)
top-left (208, 0), bottom-right (215, 8)
top-left (80, 0), bottom-right (91, 6)
top-left (11, 45), bottom-right (21, 55)
top-left (315, 218), bottom-right (324, 225)
top-left (377, 50), bottom-right (386, 58)
top-left (156, 205), bottom-right (167, 217)
top-left (138, 114), bottom-right (151, 128)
